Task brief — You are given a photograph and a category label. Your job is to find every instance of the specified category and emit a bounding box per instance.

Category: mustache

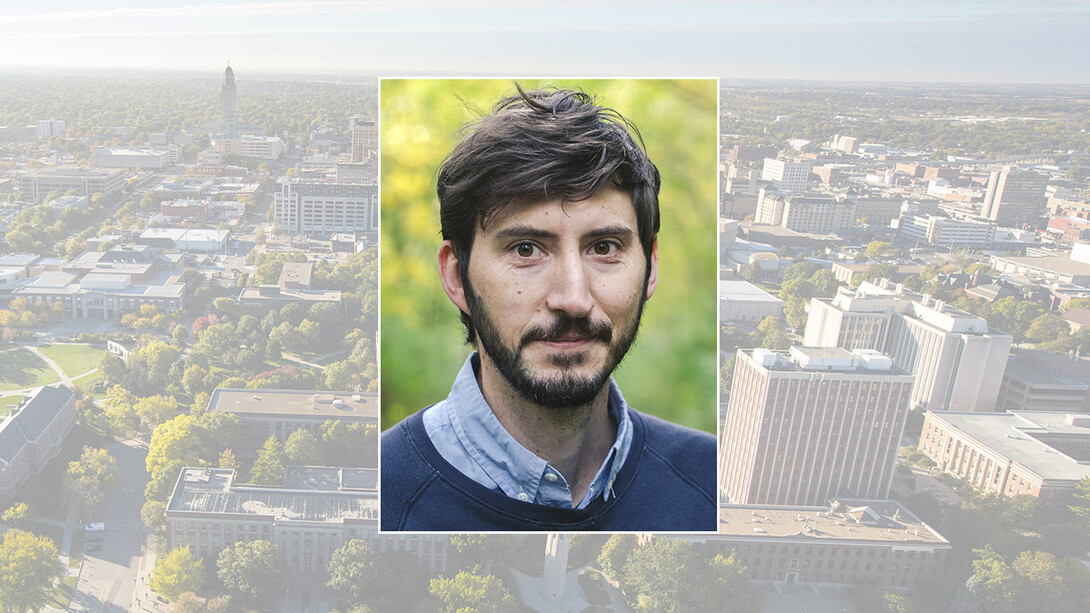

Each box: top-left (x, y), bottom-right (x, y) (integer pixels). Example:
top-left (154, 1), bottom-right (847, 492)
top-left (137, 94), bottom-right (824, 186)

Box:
top-left (519, 316), bottom-right (613, 348)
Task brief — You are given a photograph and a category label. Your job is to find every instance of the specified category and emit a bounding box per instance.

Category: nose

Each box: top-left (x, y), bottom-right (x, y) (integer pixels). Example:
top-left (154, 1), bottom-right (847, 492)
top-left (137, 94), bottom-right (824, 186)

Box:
top-left (544, 252), bottom-right (594, 318)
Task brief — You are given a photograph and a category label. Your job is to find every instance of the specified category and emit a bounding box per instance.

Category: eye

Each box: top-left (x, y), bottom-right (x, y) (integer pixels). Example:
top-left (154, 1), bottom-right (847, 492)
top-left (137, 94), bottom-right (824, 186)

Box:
top-left (591, 241), bottom-right (617, 256)
top-left (514, 243), bottom-right (538, 258)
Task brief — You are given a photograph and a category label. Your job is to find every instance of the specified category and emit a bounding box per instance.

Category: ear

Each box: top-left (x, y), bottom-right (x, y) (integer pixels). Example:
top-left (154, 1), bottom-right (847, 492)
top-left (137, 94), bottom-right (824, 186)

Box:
top-left (645, 239), bottom-right (659, 300)
top-left (438, 240), bottom-right (470, 313)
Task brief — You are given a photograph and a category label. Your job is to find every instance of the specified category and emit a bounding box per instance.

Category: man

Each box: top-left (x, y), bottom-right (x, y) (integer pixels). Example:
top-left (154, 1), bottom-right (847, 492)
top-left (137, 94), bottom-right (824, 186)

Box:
top-left (381, 86), bottom-right (716, 531)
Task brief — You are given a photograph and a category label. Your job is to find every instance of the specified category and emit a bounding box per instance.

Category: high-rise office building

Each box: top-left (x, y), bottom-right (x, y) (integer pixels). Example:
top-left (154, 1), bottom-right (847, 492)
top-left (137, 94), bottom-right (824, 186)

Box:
top-left (981, 166), bottom-right (1048, 227)
top-left (273, 178), bottom-right (378, 235)
top-left (220, 64), bottom-right (238, 138)
top-left (804, 281), bottom-right (1012, 412)
top-left (760, 158), bottom-right (812, 193)
top-left (754, 190), bottom-right (855, 233)
top-left (36, 119), bottom-right (66, 139)
top-left (350, 116), bottom-right (377, 163)
top-left (721, 346), bottom-right (915, 506)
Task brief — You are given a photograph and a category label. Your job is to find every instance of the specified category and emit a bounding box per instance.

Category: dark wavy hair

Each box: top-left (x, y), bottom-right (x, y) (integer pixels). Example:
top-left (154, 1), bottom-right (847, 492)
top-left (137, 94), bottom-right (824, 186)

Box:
top-left (437, 85), bottom-right (661, 343)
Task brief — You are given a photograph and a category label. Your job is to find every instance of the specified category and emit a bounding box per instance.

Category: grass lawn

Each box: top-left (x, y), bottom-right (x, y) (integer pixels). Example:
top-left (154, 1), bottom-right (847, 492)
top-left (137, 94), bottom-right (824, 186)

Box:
top-left (0, 394), bottom-right (24, 417)
top-left (50, 575), bottom-right (78, 610)
top-left (71, 370), bottom-right (105, 394)
top-left (0, 348), bottom-right (60, 391)
top-left (39, 343), bottom-right (106, 377)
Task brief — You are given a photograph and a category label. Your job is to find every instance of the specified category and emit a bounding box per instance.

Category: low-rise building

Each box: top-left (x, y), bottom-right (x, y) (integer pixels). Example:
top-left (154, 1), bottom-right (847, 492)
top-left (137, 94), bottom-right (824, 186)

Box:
top-left (207, 388), bottom-right (376, 450)
top-left (94, 147), bottom-right (171, 169)
top-left (673, 500), bottom-right (950, 588)
top-left (919, 410), bottom-right (1090, 504)
top-left (237, 285), bottom-right (341, 317)
top-left (16, 167), bottom-right (125, 202)
top-left (165, 466), bottom-right (446, 572)
top-left (718, 279), bottom-right (782, 324)
top-left (998, 350), bottom-right (1090, 412)
top-left (0, 385), bottom-right (76, 500)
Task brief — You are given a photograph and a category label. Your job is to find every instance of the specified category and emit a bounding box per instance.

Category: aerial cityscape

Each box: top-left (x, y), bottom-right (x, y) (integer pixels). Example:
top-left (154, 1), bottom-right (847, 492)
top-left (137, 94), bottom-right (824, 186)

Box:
top-left (1, 2), bottom-right (1089, 611)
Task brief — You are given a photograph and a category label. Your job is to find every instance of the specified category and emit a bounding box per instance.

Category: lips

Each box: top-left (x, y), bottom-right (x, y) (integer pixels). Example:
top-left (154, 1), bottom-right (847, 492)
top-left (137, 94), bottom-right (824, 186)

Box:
top-left (520, 316), bottom-right (613, 348)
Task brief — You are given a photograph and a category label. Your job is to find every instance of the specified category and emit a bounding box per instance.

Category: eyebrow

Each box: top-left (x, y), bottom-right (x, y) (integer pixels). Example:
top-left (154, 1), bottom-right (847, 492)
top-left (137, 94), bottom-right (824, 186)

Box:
top-left (493, 225), bottom-right (635, 241)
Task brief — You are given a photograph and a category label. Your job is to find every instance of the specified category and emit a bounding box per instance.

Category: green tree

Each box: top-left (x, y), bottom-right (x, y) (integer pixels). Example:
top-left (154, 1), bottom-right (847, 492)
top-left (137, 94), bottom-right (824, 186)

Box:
top-left (1070, 475), bottom-right (1090, 521)
top-left (250, 436), bottom-right (286, 484)
top-left (1063, 297), bottom-right (1090, 311)
top-left (63, 446), bottom-right (118, 518)
top-left (218, 449), bottom-right (238, 471)
top-left (623, 538), bottom-right (707, 612)
top-left (1025, 314), bottom-right (1071, 345)
top-left (326, 539), bottom-right (385, 604)
top-left (151, 546), bottom-right (205, 602)
top-left (283, 429), bottom-right (321, 466)
top-left (859, 262), bottom-right (898, 285)
top-left (597, 534), bottom-right (636, 583)
top-left (171, 593), bottom-right (233, 613)
top-left (145, 460), bottom-right (185, 503)
top-left (141, 500), bottom-right (166, 530)
top-left (706, 553), bottom-right (761, 613)
top-left (2, 502), bottom-right (31, 528)
top-left (866, 240), bottom-right (892, 258)
top-left (135, 395), bottom-right (179, 429)
top-left (970, 546), bottom-right (1016, 613)
top-left (102, 384), bottom-right (139, 435)
top-left (0, 530), bottom-right (64, 613)
top-left (429, 569), bottom-right (515, 613)
top-left (216, 539), bottom-right (284, 602)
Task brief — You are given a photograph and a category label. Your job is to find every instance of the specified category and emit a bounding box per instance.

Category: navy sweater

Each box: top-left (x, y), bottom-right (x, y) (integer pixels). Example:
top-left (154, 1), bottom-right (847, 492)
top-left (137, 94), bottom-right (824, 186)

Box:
top-left (380, 408), bottom-right (717, 532)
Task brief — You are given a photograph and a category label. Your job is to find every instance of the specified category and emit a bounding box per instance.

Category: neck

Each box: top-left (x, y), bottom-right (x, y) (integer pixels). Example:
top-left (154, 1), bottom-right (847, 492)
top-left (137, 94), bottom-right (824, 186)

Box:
top-left (475, 352), bottom-right (616, 506)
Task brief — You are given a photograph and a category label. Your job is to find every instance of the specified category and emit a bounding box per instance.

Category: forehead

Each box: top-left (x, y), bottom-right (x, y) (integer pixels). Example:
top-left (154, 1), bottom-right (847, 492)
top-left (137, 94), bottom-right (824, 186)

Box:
top-left (478, 188), bottom-right (637, 238)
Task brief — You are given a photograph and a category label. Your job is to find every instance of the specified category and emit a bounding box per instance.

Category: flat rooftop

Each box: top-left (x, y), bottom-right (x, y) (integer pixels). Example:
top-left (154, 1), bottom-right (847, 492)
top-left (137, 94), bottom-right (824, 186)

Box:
top-left (993, 253), bottom-right (1090, 277)
top-left (717, 500), bottom-right (948, 546)
top-left (167, 468), bottom-right (377, 522)
top-left (931, 411), bottom-right (1090, 482)
top-left (208, 388), bottom-right (377, 420)
top-left (718, 279), bottom-right (781, 303)
top-left (283, 466), bottom-right (377, 491)
top-left (237, 287), bottom-right (341, 302)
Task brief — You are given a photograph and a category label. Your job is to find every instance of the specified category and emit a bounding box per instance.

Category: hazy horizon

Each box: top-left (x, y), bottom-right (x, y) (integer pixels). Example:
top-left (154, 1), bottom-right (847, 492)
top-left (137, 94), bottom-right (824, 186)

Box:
top-left (0, 0), bottom-right (1087, 84)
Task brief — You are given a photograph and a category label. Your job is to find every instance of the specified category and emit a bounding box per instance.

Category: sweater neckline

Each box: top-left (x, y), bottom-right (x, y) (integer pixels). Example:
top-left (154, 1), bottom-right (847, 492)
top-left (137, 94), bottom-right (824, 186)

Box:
top-left (399, 406), bottom-right (648, 530)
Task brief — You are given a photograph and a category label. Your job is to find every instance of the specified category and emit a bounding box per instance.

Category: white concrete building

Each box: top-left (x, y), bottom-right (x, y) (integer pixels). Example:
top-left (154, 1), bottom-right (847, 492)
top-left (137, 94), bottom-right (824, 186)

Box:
top-left (722, 347), bottom-right (914, 506)
top-left (761, 158), bottom-right (812, 193)
top-left (804, 281), bottom-right (1012, 412)
top-left (273, 178), bottom-right (378, 235)
top-left (719, 279), bottom-right (782, 324)
top-left (94, 147), bottom-right (171, 169)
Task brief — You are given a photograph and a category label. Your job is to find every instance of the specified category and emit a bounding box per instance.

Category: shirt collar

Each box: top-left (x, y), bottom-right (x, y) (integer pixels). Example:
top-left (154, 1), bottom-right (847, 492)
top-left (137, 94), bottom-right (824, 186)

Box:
top-left (440, 353), bottom-right (633, 509)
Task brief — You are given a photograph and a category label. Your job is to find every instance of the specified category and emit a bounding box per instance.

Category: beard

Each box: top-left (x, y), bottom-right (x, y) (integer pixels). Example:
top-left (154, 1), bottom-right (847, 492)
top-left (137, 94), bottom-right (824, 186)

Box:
top-left (463, 278), bottom-right (646, 409)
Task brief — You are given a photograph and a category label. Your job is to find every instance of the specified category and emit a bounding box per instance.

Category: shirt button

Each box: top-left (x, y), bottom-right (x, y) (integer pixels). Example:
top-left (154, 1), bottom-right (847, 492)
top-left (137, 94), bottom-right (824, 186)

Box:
top-left (543, 472), bottom-right (558, 483)
top-left (517, 492), bottom-right (529, 502)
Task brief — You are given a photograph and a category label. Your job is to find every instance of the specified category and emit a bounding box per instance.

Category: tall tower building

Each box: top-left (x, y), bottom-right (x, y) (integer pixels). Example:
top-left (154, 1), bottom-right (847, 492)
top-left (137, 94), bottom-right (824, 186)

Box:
top-left (220, 64), bottom-right (238, 138)
top-left (981, 166), bottom-right (1048, 228)
top-left (721, 347), bottom-right (915, 506)
top-left (760, 158), bottom-right (812, 193)
top-left (541, 533), bottom-right (570, 601)
top-left (804, 281), bottom-right (1012, 412)
top-left (350, 116), bottom-right (377, 163)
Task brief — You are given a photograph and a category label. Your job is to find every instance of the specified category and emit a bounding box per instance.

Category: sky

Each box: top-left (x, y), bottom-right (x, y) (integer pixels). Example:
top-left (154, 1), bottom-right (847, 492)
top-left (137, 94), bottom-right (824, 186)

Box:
top-left (0, 1), bottom-right (1087, 83)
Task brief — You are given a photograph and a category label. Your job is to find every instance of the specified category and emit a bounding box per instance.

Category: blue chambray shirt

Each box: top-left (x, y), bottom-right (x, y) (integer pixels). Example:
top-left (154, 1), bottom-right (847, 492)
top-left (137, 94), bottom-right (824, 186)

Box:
top-left (422, 353), bottom-right (633, 509)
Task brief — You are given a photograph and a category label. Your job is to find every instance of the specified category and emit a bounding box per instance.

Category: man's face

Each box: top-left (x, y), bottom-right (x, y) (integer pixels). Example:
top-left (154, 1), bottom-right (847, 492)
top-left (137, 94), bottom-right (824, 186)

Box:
top-left (445, 187), bottom-right (658, 409)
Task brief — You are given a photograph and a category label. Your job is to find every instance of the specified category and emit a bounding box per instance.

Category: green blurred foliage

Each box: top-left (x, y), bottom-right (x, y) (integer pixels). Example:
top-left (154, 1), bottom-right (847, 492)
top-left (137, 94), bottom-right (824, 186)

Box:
top-left (380, 79), bottom-right (717, 432)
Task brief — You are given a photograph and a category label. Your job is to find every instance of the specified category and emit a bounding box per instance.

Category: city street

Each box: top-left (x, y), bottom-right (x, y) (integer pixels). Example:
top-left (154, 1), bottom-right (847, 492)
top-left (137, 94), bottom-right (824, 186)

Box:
top-left (67, 440), bottom-right (149, 612)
